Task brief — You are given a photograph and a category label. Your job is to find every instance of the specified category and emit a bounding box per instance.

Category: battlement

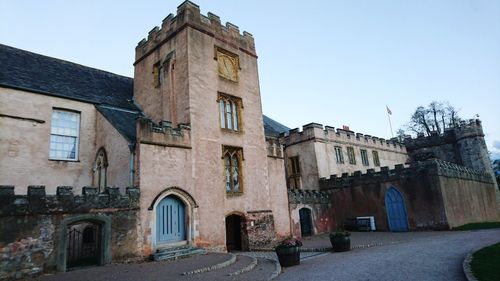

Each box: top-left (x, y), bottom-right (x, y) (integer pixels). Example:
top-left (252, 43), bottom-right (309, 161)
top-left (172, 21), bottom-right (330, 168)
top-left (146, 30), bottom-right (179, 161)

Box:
top-left (283, 122), bottom-right (405, 151)
top-left (135, 1), bottom-right (256, 63)
top-left (288, 189), bottom-right (331, 204)
top-left (138, 117), bottom-right (191, 149)
top-left (319, 159), bottom-right (494, 190)
top-left (404, 119), bottom-right (484, 150)
top-left (0, 185), bottom-right (140, 216)
top-left (266, 136), bottom-right (284, 158)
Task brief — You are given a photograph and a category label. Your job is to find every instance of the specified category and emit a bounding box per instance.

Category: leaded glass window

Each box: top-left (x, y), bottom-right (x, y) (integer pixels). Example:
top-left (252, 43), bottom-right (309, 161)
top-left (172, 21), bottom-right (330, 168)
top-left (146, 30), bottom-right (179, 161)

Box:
top-left (223, 146), bottom-right (243, 194)
top-left (49, 110), bottom-right (80, 160)
top-left (218, 93), bottom-right (241, 132)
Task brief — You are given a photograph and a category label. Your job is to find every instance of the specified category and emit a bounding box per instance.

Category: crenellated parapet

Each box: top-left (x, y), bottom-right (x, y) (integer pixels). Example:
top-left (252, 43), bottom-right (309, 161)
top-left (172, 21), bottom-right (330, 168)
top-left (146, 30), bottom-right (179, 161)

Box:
top-left (266, 136), bottom-right (284, 158)
top-left (135, 1), bottom-right (256, 63)
top-left (319, 159), bottom-right (494, 190)
top-left (138, 117), bottom-right (191, 149)
top-left (0, 185), bottom-right (140, 216)
top-left (288, 189), bottom-right (331, 204)
top-left (404, 119), bottom-right (484, 150)
top-left (283, 122), bottom-right (405, 152)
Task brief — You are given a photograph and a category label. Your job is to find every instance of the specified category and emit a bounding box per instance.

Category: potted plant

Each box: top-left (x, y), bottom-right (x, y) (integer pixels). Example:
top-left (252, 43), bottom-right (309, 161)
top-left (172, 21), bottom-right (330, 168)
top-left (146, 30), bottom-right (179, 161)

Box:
top-left (275, 236), bottom-right (303, 267)
top-left (329, 230), bottom-right (351, 252)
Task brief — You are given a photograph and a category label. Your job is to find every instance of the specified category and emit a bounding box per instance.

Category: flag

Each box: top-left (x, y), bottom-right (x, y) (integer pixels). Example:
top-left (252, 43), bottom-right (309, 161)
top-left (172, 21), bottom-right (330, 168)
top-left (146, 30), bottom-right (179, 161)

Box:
top-left (386, 105), bottom-right (392, 115)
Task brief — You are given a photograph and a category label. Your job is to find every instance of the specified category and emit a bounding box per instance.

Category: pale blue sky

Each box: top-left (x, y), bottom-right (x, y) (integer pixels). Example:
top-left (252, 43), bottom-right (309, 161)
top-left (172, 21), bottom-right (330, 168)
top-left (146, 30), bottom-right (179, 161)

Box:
top-left (1, 0), bottom-right (499, 157)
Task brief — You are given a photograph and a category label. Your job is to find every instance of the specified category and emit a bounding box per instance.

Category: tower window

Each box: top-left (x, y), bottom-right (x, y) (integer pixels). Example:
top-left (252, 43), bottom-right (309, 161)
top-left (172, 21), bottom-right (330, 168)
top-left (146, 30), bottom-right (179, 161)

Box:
top-left (218, 93), bottom-right (241, 132)
top-left (223, 146), bottom-right (243, 194)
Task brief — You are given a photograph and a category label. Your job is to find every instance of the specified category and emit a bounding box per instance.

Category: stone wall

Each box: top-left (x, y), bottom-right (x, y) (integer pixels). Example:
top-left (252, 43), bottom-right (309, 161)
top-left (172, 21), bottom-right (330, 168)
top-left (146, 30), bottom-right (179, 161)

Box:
top-left (283, 122), bottom-right (408, 190)
top-left (245, 210), bottom-right (276, 250)
top-left (288, 190), bottom-right (335, 237)
top-left (0, 186), bottom-right (140, 280)
top-left (0, 88), bottom-right (97, 194)
top-left (319, 160), bottom-right (499, 231)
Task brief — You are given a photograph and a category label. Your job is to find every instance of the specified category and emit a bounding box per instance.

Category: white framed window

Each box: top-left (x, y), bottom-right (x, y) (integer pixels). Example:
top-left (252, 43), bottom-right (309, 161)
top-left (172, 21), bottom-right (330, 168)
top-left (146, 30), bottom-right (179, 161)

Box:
top-left (49, 109), bottom-right (80, 161)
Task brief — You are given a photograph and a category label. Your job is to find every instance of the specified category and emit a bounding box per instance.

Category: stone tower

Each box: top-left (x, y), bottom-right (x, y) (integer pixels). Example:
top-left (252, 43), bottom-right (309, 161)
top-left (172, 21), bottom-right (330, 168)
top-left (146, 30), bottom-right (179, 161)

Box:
top-left (133, 1), bottom-right (290, 254)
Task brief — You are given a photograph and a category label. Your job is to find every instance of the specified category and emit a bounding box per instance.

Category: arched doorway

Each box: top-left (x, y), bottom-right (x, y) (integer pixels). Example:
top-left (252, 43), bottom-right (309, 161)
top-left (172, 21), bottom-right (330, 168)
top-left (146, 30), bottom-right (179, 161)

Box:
top-left (156, 196), bottom-right (186, 244)
top-left (299, 208), bottom-right (313, 237)
top-left (385, 187), bottom-right (409, 232)
top-left (225, 214), bottom-right (248, 251)
top-left (66, 221), bottom-right (101, 269)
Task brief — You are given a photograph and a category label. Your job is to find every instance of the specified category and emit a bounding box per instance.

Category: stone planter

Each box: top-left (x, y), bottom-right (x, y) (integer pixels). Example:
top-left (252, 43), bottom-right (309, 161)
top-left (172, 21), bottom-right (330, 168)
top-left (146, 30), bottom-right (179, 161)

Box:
top-left (275, 246), bottom-right (300, 267)
top-left (330, 236), bottom-right (351, 252)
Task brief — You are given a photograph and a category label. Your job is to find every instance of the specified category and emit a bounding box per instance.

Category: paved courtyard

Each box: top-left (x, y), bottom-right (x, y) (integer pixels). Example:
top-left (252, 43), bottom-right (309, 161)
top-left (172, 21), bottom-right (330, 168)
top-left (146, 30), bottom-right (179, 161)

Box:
top-left (37, 229), bottom-right (500, 281)
top-left (278, 229), bottom-right (500, 281)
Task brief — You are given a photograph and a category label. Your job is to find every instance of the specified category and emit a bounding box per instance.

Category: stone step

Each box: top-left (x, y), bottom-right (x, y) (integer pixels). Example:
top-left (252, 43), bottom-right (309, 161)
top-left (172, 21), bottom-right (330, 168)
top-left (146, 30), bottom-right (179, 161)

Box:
top-left (236, 257), bottom-right (280, 281)
top-left (184, 256), bottom-right (279, 281)
top-left (151, 246), bottom-right (206, 262)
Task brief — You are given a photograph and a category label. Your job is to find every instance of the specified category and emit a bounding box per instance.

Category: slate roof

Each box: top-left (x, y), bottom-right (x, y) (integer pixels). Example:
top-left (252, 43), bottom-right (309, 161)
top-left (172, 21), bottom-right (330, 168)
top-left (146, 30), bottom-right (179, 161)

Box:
top-left (96, 105), bottom-right (142, 143)
top-left (263, 115), bottom-right (290, 137)
top-left (1, 43), bottom-right (290, 142)
top-left (0, 44), bottom-right (136, 110)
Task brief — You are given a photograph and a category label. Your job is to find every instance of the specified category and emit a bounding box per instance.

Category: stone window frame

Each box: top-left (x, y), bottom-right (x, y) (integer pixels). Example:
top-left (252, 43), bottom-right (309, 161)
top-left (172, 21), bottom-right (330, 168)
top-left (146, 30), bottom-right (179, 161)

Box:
top-left (372, 150), bottom-right (380, 167)
top-left (346, 146), bottom-right (356, 165)
top-left (288, 156), bottom-right (302, 189)
top-left (49, 108), bottom-right (80, 161)
top-left (217, 93), bottom-right (242, 133)
top-left (152, 61), bottom-right (163, 88)
top-left (222, 145), bottom-right (244, 195)
top-left (334, 146), bottom-right (344, 164)
top-left (360, 149), bottom-right (370, 166)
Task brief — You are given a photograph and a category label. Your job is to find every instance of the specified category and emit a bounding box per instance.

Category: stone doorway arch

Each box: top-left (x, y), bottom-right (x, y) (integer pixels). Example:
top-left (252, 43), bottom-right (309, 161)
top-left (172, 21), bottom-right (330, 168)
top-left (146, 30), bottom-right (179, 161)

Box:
top-left (57, 215), bottom-right (111, 272)
top-left (225, 213), bottom-right (249, 251)
top-left (149, 187), bottom-right (198, 250)
top-left (299, 207), bottom-right (313, 237)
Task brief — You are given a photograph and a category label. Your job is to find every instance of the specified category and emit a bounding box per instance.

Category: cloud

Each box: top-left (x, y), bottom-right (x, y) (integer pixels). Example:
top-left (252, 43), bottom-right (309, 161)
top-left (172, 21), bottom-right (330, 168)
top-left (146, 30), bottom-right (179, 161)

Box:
top-left (494, 140), bottom-right (500, 150)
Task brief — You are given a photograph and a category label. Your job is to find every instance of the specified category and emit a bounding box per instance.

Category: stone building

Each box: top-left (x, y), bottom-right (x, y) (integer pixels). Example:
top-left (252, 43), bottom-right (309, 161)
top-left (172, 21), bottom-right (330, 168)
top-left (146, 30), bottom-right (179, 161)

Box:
top-left (285, 120), bottom-right (500, 237)
top-left (0, 1), bottom-right (290, 279)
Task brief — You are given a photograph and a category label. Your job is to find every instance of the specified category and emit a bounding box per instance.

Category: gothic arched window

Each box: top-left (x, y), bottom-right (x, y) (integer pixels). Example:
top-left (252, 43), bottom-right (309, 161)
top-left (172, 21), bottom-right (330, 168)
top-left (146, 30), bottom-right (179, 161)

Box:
top-left (223, 146), bottom-right (243, 194)
top-left (94, 148), bottom-right (108, 193)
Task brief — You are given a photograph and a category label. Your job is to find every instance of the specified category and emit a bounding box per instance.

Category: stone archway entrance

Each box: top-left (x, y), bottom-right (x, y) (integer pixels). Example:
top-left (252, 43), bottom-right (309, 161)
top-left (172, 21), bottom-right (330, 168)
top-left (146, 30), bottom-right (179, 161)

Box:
top-left (299, 208), bottom-right (313, 237)
top-left (156, 195), bottom-right (186, 244)
top-left (66, 221), bottom-right (101, 269)
top-left (225, 214), bottom-right (249, 251)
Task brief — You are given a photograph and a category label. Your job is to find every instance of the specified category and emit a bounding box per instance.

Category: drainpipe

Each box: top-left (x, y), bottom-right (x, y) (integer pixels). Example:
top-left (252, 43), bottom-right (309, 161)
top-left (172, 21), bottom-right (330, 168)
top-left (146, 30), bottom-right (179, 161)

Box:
top-left (128, 143), bottom-right (136, 187)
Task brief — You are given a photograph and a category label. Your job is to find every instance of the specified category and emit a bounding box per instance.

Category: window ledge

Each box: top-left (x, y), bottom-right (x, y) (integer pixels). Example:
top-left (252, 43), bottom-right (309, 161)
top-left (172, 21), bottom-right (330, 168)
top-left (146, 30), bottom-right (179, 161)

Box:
top-left (226, 192), bottom-right (243, 197)
top-left (49, 158), bottom-right (80, 162)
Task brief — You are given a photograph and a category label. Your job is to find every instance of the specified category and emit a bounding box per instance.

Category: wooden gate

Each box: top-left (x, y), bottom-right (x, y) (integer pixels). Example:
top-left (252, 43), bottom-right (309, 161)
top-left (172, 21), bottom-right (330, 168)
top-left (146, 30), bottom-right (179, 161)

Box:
top-left (66, 222), bottom-right (101, 269)
top-left (299, 208), bottom-right (313, 236)
top-left (157, 196), bottom-right (186, 243)
top-left (385, 187), bottom-right (409, 232)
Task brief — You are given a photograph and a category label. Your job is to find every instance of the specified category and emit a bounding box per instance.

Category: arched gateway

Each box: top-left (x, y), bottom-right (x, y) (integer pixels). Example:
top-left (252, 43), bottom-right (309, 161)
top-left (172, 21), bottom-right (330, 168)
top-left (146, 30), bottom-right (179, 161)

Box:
top-left (385, 187), bottom-right (409, 232)
top-left (156, 196), bottom-right (186, 243)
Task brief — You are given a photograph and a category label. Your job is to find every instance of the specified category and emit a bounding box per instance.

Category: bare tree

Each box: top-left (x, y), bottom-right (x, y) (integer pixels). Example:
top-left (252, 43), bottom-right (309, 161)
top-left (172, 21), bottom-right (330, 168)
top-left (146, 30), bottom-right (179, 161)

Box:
top-left (400, 101), bottom-right (462, 137)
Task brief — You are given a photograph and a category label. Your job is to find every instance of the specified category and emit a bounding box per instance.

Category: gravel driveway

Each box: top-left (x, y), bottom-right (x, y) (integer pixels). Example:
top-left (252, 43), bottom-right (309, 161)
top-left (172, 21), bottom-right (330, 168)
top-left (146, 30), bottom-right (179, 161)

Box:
top-left (278, 229), bottom-right (500, 281)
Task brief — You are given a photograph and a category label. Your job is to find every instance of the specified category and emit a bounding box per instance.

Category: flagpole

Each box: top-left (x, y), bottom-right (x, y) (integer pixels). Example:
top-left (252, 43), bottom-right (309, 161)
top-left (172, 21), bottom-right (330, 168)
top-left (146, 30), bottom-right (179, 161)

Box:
top-left (386, 105), bottom-right (394, 138)
top-left (388, 113), bottom-right (394, 138)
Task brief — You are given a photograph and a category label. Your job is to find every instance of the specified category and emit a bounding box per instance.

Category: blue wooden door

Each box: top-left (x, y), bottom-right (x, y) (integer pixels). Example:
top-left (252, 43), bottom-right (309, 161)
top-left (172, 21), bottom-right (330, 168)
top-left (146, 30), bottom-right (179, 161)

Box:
top-left (385, 187), bottom-right (409, 232)
top-left (157, 196), bottom-right (185, 243)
